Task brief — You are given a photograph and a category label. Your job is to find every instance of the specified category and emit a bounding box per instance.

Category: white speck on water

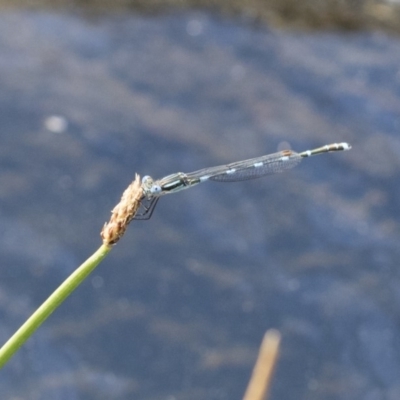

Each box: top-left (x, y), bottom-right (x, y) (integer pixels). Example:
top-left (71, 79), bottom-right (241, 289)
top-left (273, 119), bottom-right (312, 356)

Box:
top-left (44, 115), bottom-right (68, 133)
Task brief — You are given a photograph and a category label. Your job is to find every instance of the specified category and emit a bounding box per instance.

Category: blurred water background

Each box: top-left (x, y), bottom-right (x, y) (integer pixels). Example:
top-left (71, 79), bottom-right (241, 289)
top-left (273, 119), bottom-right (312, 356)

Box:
top-left (0, 1), bottom-right (400, 399)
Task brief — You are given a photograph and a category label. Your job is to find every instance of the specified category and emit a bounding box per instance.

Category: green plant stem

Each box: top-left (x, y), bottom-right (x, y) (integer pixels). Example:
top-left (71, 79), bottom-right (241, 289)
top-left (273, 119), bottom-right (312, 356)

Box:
top-left (0, 243), bottom-right (112, 369)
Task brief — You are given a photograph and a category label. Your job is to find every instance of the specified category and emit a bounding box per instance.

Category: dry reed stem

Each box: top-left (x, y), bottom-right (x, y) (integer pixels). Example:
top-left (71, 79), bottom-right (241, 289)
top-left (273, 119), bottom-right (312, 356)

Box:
top-left (101, 174), bottom-right (143, 245)
top-left (243, 329), bottom-right (281, 400)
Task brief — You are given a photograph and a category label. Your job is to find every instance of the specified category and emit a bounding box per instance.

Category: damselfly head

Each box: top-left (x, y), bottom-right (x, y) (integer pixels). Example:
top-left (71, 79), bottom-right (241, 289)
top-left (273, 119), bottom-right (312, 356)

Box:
top-left (141, 175), bottom-right (159, 196)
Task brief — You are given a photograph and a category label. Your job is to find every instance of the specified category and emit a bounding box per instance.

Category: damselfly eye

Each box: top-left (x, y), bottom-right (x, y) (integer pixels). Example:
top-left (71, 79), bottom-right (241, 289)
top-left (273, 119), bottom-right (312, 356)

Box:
top-left (142, 175), bottom-right (153, 185)
top-left (150, 185), bottom-right (162, 194)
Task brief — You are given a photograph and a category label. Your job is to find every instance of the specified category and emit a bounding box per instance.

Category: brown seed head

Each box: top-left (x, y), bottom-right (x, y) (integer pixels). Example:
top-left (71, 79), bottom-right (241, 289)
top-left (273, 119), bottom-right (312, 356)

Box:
top-left (101, 174), bottom-right (143, 245)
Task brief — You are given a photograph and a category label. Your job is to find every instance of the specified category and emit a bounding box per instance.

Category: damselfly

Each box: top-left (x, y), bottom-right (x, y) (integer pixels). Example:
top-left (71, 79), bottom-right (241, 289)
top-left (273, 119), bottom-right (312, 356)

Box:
top-left (135, 142), bottom-right (351, 220)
